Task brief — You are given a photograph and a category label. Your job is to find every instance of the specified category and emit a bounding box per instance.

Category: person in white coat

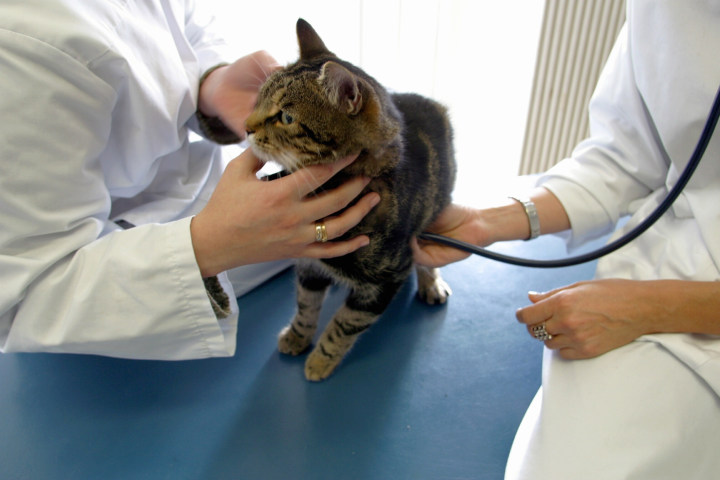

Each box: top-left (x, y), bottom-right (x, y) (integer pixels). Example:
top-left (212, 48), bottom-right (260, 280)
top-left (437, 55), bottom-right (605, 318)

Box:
top-left (0, 1), bottom-right (380, 360)
top-left (413, 0), bottom-right (720, 478)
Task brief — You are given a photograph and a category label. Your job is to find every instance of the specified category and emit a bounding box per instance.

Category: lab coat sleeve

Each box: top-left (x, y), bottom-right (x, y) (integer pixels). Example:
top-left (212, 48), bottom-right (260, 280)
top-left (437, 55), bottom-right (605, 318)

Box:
top-left (183, 0), bottom-right (242, 144)
top-left (0, 29), bottom-right (237, 360)
top-left (537, 24), bottom-right (671, 249)
top-left (183, 0), bottom-right (234, 78)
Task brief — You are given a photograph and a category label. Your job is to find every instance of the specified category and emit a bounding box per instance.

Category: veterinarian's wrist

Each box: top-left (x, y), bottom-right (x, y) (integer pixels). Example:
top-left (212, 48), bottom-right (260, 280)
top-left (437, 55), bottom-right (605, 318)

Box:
top-left (198, 64), bottom-right (229, 117)
top-left (508, 196), bottom-right (540, 240)
top-left (190, 213), bottom-right (229, 278)
top-left (477, 199), bottom-right (535, 244)
top-left (196, 64), bottom-right (243, 145)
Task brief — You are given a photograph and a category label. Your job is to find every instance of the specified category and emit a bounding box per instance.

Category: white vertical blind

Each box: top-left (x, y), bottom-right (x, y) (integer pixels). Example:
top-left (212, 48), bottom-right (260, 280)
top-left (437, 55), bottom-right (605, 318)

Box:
top-left (202, 0), bottom-right (544, 205)
top-left (519, 0), bottom-right (626, 174)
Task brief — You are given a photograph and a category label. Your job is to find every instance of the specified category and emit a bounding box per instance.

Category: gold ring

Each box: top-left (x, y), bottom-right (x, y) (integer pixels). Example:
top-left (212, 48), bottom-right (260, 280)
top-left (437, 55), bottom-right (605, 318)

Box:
top-left (315, 221), bottom-right (328, 243)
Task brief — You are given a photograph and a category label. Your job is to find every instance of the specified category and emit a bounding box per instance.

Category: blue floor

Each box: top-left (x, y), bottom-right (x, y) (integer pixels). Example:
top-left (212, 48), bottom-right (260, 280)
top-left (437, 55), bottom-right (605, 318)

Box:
top-left (0, 234), bottom-right (602, 480)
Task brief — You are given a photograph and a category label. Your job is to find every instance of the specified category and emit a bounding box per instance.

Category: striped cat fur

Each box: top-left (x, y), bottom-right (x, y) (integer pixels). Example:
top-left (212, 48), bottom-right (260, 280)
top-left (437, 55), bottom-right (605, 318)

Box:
top-left (246, 19), bottom-right (456, 381)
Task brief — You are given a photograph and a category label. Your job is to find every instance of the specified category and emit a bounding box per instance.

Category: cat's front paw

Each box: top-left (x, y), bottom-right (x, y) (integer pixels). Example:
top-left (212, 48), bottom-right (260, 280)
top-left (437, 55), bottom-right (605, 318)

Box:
top-left (304, 348), bottom-right (342, 381)
top-left (278, 325), bottom-right (312, 355)
top-left (417, 277), bottom-right (452, 305)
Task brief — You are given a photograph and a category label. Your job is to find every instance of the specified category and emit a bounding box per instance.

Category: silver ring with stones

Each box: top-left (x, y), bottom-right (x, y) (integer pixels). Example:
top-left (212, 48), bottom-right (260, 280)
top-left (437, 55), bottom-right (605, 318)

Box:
top-left (532, 323), bottom-right (552, 341)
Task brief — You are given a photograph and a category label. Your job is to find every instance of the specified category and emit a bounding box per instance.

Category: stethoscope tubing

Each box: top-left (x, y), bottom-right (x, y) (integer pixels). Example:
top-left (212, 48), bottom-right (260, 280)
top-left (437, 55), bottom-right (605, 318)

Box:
top-left (419, 84), bottom-right (720, 268)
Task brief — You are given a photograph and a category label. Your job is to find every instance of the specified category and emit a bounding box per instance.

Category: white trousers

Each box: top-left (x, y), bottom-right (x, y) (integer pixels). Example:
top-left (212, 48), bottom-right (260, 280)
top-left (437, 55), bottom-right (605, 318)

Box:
top-left (505, 340), bottom-right (720, 480)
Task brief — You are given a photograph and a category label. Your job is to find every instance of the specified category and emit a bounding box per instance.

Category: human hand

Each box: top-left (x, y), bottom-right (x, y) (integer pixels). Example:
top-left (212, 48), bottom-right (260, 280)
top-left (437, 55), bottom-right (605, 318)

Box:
top-left (411, 204), bottom-right (493, 268)
top-left (198, 50), bottom-right (280, 139)
top-left (515, 279), bottom-right (657, 359)
top-left (190, 149), bottom-right (380, 277)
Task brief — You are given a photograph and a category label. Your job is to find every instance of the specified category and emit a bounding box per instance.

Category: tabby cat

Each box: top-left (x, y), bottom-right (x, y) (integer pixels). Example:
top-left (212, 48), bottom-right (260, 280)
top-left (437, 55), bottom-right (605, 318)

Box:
top-left (245, 19), bottom-right (456, 381)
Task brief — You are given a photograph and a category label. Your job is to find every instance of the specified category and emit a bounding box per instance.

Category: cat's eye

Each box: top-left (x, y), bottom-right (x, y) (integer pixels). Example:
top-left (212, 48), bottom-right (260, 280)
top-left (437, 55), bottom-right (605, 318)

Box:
top-left (281, 112), bottom-right (294, 125)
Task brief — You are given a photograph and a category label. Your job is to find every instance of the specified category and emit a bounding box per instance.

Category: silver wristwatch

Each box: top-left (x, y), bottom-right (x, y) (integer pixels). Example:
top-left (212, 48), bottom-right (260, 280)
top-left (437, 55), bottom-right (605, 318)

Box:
top-left (509, 196), bottom-right (541, 240)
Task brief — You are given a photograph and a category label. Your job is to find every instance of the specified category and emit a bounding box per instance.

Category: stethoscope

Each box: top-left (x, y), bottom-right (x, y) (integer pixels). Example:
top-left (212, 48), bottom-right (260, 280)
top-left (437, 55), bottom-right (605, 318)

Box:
top-left (418, 86), bottom-right (720, 268)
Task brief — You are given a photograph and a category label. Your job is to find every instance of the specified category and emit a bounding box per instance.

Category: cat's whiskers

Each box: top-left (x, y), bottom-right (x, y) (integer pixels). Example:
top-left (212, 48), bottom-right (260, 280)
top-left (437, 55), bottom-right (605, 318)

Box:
top-left (251, 54), bottom-right (271, 80)
top-left (300, 171), bottom-right (322, 200)
top-left (271, 149), bottom-right (305, 178)
top-left (256, 148), bottom-right (314, 200)
top-left (287, 172), bottom-right (308, 200)
top-left (282, 159), bottom-right (318, 200)
top-left (246, 73), bottom-right (267, 88)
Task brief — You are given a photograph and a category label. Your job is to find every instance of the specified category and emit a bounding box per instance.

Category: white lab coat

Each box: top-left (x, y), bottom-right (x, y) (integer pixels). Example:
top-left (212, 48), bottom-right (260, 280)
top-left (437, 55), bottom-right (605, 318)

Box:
top-left (507, 1), bottom-right (720, 478)
top-left (0, 0), bottom-right (287, 360)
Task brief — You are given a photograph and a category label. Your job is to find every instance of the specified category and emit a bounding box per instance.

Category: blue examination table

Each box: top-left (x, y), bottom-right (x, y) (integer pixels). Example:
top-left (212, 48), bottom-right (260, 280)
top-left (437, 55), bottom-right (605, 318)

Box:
top-left (0, 233), bottom-right (604, 480)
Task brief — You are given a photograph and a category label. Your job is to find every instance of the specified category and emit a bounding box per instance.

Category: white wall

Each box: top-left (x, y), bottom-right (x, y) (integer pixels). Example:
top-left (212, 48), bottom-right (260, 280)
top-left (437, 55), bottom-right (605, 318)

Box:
top-left (202, 0), bottom-right (544, 206)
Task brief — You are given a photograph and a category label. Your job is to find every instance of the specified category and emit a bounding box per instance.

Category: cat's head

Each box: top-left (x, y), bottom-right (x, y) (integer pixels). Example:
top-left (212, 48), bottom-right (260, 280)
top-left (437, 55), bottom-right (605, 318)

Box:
top-left (245, 19), bottom-right (399, 172)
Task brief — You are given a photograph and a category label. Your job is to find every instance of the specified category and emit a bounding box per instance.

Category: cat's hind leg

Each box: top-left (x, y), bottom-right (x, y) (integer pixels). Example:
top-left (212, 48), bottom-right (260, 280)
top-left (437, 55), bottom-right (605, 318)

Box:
top-left (415, 265), bottom-right (452, 305)
top-left (304, 280), bottom-right (403, 381)
top-left (278, 268), bottom-right (331, 356)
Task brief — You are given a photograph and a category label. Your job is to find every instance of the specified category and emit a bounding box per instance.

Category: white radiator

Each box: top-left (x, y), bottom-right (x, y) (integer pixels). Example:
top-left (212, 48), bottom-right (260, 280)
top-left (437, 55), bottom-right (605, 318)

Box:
top-left (519, 0), bottom-right (626, 175)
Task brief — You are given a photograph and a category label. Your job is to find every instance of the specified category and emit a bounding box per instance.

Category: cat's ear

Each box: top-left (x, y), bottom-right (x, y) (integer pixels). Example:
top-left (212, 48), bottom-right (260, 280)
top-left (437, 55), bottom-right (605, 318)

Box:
top-left (297, 19), bottom-right (333, 60)
top-left (319, 62), bottom-right (363, 116)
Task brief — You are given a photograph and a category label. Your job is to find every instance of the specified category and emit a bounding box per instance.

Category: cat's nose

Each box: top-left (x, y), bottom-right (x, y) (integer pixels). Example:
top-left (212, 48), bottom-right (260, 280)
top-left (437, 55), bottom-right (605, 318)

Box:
top-left (244, 115), bottom-right (258, 136)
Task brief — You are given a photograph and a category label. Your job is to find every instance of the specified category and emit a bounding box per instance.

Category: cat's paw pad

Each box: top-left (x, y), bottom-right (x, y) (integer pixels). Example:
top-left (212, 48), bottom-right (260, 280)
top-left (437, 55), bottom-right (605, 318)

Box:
top-left (278, 325), bottom-right (312, 355)
top-left (304, 348), bottom-right (341, 381)
top-left (417, 277), bottom-right (452, 305)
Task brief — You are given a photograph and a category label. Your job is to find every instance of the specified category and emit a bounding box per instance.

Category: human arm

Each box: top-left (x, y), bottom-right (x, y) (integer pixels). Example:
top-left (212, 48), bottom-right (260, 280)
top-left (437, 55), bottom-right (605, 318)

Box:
top-left (515, 279), bottom-right (720, 360)
top-left (412, 187), bottom-right (570, 268)
top-left (0, 26), bottom-right (242, 359)
top-left (415, 193), bottom-right (720, 360)
top-left (190, 149), bottom-right (381, 277)
top-left (418, 19), bottom-right (720, 360)
top-left (415, 26), bottom-right (667, 267)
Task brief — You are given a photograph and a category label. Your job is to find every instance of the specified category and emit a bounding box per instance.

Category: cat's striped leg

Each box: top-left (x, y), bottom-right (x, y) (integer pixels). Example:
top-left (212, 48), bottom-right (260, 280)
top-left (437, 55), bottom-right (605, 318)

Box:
top-left (304, 281), bottom-right (403, 381)
top-left (415, 265), bottom-right (452, 305)
top-left (278, 269), bottom-right (331, 356)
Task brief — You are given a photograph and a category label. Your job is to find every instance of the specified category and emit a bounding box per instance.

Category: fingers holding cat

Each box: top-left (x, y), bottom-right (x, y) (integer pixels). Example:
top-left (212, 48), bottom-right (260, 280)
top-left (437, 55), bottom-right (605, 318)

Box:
top-left (266, 154), bottom-right (381, 250)
top-left (412, 204), bottom-right (494, 268)
top-left (190, 149), bottom-right (379, 277)
top-left (276, 154), bottom-right (361, 199)
top-left (302, 190), bottom-right (381, 258)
